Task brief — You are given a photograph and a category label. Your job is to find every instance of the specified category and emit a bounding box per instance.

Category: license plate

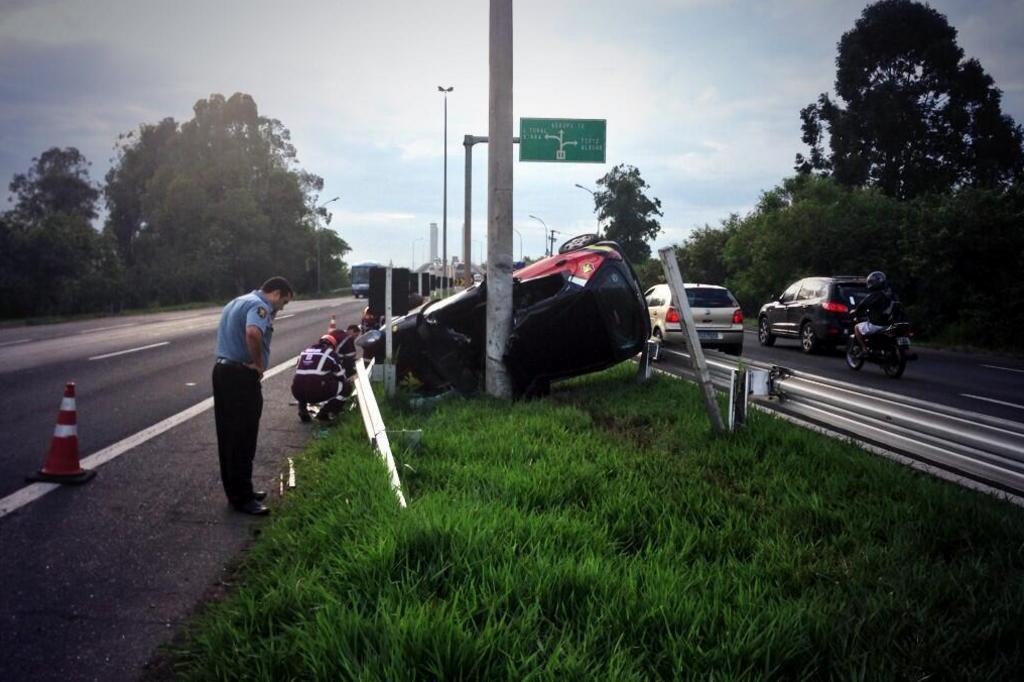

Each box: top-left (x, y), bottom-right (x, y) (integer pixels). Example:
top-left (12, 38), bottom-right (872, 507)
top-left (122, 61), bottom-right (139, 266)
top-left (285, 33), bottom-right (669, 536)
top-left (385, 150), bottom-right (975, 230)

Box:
top-left (697, 330), bottom-right (721, 341)
top-left (897, 337), bottom-right (910, 347)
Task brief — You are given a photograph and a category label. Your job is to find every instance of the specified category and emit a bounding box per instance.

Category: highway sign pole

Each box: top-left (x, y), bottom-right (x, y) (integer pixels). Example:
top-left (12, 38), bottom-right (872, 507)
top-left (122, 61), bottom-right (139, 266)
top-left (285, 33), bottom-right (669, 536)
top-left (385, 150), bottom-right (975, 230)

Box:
top-left (486, 0), bottom-right (513, 398)
top-left (659, 246), bottom-right (725, 433)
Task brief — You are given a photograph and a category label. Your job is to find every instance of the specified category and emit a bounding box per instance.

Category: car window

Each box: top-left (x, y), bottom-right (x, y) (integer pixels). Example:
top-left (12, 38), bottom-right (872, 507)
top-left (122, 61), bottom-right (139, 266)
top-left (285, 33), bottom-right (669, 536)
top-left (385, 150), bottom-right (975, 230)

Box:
top-left (779, 282), bottom-right (801, 303)
top-left (798, 280), bottom-right (823, 300)
top-left (686, 288), bottom-right (737, 308)
top-left (836, 283), bottom-right (869, 307)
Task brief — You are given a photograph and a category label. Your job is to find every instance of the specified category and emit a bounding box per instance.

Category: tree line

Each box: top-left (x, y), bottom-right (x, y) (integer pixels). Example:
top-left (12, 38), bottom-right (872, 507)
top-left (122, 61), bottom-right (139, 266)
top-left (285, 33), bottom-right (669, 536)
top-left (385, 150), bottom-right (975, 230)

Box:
top-left (670, 0), bottom-right (1024, 350)
top-left (0, 93), bottom-right (349, 319)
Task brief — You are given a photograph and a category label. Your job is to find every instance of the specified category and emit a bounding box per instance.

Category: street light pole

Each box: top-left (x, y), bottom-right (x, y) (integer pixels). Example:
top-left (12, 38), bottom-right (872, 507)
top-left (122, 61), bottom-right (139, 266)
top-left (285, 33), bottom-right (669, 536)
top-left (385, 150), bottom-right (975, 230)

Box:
top-left (438, 85), bottom-right (454, 289)
top-left (512, 228), bottom-right (523, 261)
top-left (315, 196), bottom-right (340, 295)
top-left (528, 214), bottom-right (548, 256)
top-left (411, 237), bottom-right (425, 270)
top-left (574, 183), bottom-right (600, 236)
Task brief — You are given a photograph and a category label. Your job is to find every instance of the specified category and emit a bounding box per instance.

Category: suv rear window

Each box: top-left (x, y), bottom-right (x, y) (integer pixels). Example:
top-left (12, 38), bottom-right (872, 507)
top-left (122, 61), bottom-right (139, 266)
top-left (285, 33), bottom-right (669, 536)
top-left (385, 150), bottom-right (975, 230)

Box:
top-left (686, 288), bottom-right (737, 308)
top-left (835, 283), bottom-right (868, 307)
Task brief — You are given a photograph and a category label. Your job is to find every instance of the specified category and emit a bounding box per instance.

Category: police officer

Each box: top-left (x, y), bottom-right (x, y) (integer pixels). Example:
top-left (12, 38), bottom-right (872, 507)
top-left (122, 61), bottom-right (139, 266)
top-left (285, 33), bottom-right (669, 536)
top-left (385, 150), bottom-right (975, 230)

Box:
top-left (213, 276), bottom-right (293, 515)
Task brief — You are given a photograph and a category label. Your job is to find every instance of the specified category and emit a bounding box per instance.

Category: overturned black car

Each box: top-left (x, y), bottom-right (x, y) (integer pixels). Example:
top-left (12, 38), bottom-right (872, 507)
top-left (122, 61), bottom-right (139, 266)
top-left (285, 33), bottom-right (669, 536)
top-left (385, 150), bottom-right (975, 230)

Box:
top-left (360, 235), bottom-right (651, 398)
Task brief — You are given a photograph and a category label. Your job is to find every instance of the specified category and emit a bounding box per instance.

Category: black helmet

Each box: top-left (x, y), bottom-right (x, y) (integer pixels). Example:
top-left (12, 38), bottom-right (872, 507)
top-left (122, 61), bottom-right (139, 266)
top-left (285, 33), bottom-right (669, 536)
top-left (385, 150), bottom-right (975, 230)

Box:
top-left (866, 271), bottom-right (887, 291)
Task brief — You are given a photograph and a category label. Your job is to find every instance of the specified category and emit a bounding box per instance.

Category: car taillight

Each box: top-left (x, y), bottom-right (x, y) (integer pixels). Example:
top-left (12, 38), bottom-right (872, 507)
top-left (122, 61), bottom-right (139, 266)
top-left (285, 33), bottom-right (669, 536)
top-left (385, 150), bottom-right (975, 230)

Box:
top-left (666, 307), bottom-right (680, 323)
top-left (732, 309), bottom-right (743, 324)
top-left (821, 301), bottom-right (848, 313)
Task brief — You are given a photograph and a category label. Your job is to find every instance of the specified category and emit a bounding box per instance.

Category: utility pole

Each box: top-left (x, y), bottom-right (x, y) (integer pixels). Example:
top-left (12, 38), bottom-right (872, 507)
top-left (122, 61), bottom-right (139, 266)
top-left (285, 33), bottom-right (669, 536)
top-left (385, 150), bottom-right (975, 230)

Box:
top-left (438, 85), bottom-right (454, 290)
top-left (486, 0), bottom-right (513, 398)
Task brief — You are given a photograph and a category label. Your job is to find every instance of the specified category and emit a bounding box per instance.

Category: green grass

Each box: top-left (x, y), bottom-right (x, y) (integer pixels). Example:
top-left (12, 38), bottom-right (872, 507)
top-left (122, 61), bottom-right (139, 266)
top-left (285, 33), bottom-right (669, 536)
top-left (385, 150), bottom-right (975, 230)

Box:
top-left (169, 364), bottom-right (1024, 680)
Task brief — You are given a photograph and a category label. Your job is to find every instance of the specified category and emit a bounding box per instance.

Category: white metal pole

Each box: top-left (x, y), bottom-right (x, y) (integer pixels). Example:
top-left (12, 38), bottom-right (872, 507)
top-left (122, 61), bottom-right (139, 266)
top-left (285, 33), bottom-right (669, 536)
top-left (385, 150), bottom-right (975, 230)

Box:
top-left (486, 0), bottom-right (513, 398)
top-left (385, 264), bottom-right (395, 396)
top-left (659, 246), bottom-right (725, 433)
top-left (464, 135), bottom-right (473, 286)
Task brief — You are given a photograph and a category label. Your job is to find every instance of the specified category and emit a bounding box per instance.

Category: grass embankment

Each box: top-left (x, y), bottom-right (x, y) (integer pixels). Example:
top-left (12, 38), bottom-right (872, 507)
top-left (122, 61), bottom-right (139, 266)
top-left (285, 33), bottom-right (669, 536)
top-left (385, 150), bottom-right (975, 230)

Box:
top-left (171, 365), bottom-right (1024, 680)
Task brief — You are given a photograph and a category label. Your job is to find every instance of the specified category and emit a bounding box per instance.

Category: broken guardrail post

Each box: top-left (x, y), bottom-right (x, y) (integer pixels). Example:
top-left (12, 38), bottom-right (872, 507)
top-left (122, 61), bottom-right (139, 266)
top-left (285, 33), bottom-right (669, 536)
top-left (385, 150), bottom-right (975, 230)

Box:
top-left (658, 246), bottom-right (726, 434)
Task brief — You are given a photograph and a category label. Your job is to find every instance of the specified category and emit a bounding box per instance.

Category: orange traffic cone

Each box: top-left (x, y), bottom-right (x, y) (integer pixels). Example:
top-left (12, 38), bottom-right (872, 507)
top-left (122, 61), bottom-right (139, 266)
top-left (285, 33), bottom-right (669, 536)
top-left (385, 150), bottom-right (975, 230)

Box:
top-left (27, 382), bottom-right (95, 484)
top-left (328, 315), bottom-right (337, 332)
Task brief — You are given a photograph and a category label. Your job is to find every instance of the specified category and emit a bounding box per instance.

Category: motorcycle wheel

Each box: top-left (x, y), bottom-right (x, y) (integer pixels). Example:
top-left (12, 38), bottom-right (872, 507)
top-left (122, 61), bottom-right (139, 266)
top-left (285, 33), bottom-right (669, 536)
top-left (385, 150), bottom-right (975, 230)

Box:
top-left (881, 348), bottom-right (906, 378)
top-left (845, 339), bottom-right (864, 370)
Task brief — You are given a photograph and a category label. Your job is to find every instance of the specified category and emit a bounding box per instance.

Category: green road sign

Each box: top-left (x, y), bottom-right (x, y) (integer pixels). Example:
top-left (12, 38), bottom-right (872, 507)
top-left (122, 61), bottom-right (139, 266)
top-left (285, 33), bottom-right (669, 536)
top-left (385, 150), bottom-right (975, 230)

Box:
top-left (519, 118), bottom-right (606, 163)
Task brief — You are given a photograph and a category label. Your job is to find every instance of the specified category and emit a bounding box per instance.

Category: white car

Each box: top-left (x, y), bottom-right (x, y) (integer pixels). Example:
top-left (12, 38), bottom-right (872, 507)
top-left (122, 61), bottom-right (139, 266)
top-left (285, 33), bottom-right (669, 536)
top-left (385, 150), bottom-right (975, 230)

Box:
top-left (644, 283), bottom-right (744, 356)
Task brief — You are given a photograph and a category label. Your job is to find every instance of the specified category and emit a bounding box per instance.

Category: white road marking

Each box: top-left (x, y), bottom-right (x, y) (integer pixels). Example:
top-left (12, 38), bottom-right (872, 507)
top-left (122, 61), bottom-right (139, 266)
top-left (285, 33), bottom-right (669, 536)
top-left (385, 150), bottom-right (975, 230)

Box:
top-left (89, 341), bottom-right (170, 361)
top-left (185, 382), bottom-right (197, 387)
top-left (960, 394), bottom-right (1024, 411)
top-left (0, 338), bottom-right (33, 348)
top-left (276, 314), bottom-right (295, 320)
top-left (77, 322), bottom-right (138, 335)
top-left (981, 364), bottom-right (1024, 375)
top-left (0, 355), bottom-right (299, 519)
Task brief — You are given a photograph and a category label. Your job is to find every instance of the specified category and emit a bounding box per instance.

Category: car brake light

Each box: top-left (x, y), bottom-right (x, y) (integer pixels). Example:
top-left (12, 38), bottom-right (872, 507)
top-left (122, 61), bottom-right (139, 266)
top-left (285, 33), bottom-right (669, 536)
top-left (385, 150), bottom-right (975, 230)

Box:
top-left (822, 301), bottom-right (848, 313)
top-left (732, 309), bottom-right (743, 324)
top-left (666, 307), bottom-right (680, 323)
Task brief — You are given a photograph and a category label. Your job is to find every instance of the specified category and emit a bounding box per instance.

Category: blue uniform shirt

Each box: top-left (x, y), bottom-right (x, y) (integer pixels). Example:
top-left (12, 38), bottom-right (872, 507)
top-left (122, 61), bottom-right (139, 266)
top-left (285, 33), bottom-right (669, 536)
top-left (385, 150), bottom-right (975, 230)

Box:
top-left (215, 290), bottom-right (275, 367)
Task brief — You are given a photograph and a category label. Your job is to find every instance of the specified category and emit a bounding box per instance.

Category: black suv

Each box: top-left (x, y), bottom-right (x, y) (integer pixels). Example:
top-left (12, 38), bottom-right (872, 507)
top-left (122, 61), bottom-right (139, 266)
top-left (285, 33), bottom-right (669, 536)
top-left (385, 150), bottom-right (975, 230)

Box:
top-left (757, 276), bottom-right (869, 353)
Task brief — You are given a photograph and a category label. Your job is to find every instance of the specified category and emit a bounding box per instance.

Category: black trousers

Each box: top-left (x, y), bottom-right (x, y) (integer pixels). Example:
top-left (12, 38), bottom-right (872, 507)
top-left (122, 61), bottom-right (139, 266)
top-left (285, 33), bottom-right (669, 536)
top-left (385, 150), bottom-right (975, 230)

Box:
top-left (212, 363), bottom-right (263, 505)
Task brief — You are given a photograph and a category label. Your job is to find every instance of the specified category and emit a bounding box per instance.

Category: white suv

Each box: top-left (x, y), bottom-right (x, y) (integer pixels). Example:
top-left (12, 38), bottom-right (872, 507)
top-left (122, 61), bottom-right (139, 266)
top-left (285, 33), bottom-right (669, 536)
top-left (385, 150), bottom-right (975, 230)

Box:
top-left (644, 283), bottom-right (744, 356)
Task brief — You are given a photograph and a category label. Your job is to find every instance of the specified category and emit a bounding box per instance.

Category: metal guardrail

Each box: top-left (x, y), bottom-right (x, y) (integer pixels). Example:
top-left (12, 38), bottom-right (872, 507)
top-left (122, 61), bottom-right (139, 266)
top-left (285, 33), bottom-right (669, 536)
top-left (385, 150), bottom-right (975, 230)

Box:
top-left (656, 347), bottom-right (1024, 497)
top-left (353, 358), bottom-right (407, 508)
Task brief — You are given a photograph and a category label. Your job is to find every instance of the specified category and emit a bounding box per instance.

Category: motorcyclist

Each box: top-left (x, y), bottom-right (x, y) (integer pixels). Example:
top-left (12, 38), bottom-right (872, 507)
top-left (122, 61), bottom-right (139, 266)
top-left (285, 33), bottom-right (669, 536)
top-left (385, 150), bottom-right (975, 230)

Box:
top-left (850, 271), bottom-right (900, 353)
top-left (291, 330), bottom-right (353, 423)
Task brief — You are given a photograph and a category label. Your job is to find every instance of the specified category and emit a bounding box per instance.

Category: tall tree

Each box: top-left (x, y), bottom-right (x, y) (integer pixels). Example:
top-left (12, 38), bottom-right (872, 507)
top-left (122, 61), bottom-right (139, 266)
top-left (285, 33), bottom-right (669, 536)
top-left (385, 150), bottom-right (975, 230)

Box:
top-left (1, 148), bottom-right (116, 317)
top-left (592, 164), bottom-right (663, 264)
top-left (8, 147), bottom-right (99, 224)
top-left (106, 93), bottom-right (342, 304)
top-left (796, 0), bottom-right (1024, 199)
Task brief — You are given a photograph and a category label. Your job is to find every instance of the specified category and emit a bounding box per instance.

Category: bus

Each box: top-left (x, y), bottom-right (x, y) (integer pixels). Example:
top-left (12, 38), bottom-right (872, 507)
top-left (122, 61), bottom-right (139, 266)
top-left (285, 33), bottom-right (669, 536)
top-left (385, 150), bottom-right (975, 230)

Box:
top-left (350, 261), bottom-right (382, 298)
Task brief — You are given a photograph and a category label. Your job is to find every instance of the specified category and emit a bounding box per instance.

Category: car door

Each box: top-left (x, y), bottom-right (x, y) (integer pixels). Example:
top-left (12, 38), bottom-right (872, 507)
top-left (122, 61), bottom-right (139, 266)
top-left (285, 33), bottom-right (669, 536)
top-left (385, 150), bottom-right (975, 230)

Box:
top-left (772, 281), bottom-right (802, 335)
top-left (789, 279), bottom-right (821, 331)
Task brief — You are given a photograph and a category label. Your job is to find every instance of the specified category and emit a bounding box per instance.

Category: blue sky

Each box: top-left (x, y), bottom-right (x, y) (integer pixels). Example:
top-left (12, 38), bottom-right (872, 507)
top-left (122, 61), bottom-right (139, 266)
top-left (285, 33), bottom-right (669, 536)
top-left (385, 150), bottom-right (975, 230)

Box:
top-left (1, 0), bottom-right (1022, 267)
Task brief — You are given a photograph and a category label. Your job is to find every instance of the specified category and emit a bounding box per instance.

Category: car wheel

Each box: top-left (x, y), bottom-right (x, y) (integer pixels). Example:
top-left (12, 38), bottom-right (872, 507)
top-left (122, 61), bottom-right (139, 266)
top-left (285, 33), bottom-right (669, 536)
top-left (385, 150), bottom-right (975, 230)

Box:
top-left (800, 322), bottom-right (819, 354)
top-left (724, 344), bottom-right (743, 357)
top-left (758, 317), bottom-right (775, 346)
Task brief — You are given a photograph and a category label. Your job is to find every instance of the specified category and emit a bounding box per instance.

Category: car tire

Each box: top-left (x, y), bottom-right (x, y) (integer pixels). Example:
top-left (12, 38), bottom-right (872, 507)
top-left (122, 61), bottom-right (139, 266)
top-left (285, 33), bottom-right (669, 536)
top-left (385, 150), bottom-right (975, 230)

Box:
top-left (724, 344), bottom-right (743, 357)
top-left (800, 322), bottom-right (819, 354)
top-left (758, 317), bottom-right (775, 347)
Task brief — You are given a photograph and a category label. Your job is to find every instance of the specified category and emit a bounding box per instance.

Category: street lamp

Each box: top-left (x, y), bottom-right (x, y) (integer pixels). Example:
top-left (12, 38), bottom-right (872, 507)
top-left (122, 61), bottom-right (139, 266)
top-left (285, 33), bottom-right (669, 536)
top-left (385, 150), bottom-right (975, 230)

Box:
top-left (574, 183), bottom-right (601, 236)
top-left (438, 85), bottom-right (454, 290)
top-left (315, 196), bottom-right (340, 295)
top-left (528, 214), bottom-right (549, 256)
top-left (512, 228), bottom-right (523, 262)
top-left (411, 237), bottom-right (425, 270)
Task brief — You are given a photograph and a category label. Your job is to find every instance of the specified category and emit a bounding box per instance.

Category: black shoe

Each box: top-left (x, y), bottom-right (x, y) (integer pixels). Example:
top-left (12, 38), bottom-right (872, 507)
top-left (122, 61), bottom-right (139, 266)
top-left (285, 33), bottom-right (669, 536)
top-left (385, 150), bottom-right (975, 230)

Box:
top-left (315, 411), bottom-right (335, 423)
top-left (298, 405), bottom-right (311, 423)
top-left (233, 499), bottom-right (269, 516)
top-left (253, 490), bottom-right (267, 501)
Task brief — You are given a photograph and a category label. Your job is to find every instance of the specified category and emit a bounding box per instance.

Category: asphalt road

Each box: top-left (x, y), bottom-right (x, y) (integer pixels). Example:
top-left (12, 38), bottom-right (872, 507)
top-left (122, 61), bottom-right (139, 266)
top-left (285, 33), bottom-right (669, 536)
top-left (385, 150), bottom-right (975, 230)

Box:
top-left (0, 296), bottom-right (366, 681)
top-left (694, 329), bottom-right (1023, 423)
top-left (0, 297), bottom-right (365, 500)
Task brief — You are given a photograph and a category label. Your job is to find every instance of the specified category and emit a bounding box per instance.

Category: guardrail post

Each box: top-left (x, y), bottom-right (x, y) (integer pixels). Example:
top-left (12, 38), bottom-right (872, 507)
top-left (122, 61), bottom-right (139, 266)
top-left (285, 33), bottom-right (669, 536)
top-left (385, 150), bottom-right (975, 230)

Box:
top-left (637, 339), bottom-right (657, 383)
top-left (658, 247), bottom-right (725, 434)
top-left (728, 367), bottom-right (747, 430)
top-left (384, 264), bottom-right (396, 396)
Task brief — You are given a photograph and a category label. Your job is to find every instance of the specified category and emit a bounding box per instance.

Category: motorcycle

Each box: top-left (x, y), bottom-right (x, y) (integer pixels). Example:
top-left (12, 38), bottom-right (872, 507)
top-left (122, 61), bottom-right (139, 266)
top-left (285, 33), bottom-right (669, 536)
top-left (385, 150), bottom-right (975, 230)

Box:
top-left (845, 321), bottom-right (916, 378)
